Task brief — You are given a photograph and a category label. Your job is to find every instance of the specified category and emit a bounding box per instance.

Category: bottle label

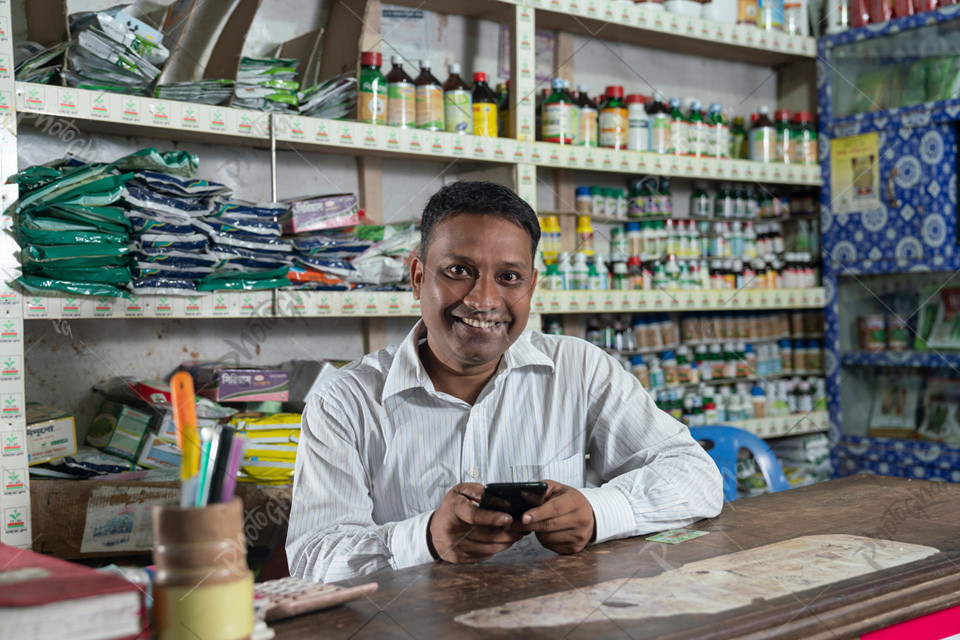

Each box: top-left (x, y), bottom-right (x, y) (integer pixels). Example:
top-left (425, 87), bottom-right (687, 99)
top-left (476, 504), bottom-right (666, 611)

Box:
top-left (759, 0), bottom-right (784, 29)
top-left (713, 124), bottom-right (730, 158)
top-left (358, 86), bottom-right (386, 125)
top-left (671, 119), bottom-right (688, 155)
top-left (628, 112), bottom-right (650, 152)
top-left (791, 131), bottom-right (818, 164)
top-left (751, 127), bottom-right (776, 162)
top-left (776, 128), bottom-right (792, 162)
top-left (543, 102), bottom-right (574, 144)
top-left (444, 90), bottom-right (472, 133)
top-left (738, 0), bottom-right (759, 24)
top-left (473, 102), bottom-right (498, 137)
top-left (416, 85), bottom-right (444, 130)
top-left (387, 81), bottom-right (415, 127)
top-left (651, 113), bottom-right (671, 155)
top-left (687, 121), bottom-right (706, 157)
top-left (599, 107), bottom-right (628, 148)
top-left (578, 107), bottom-right (598, 147)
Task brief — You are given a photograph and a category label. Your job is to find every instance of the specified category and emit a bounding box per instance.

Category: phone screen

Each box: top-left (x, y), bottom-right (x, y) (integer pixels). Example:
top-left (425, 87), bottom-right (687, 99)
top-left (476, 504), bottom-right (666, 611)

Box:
top-left (478, 482), bottom-right (548, 519)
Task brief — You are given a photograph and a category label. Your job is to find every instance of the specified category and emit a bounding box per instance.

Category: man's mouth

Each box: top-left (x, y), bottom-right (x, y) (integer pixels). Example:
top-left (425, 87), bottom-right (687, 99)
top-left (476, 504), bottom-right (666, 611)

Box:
top-left (457, 317), bottom-right (503, 329)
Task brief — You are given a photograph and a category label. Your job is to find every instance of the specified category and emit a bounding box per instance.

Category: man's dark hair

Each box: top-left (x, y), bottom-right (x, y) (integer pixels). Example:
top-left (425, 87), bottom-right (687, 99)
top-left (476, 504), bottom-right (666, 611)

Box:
top-left (419, 181), bottom-right (540, 264)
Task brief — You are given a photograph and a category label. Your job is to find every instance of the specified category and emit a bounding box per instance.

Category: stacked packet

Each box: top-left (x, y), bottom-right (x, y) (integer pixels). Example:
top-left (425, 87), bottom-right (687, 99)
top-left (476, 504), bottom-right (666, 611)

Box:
top-left (14, 41), bottom-right (69, 84)
top-left (299, 72), bottom-right (357, 119)
top-left (7, 157), bottom-right (135, 298)
top-left (229, 413), bottom-right (301, 485)
top-left (233, 57), bottom-right (300, 113)
top-left (194, 200), bottom-right (293, 291)
top-left (64, 7), bottom-right (169, 95)
top-left (155, 79), bottom-right (235, 106)
top-left (124, 168), bottom-right (231, 295)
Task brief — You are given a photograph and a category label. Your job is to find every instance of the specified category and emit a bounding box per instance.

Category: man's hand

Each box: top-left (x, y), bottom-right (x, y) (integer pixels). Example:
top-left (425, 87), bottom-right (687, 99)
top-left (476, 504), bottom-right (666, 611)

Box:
top-left (520, 480), bottom-right (596, 554)
top-left (428, 483), bottom-right (523, 563)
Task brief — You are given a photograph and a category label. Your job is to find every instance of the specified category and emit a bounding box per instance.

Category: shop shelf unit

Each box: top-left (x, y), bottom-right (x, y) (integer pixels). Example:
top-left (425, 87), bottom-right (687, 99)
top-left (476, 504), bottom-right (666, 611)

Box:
top-left (818, 7), bottom-right (960, 483)
top-left (0, 0), bottom-right (821, 546)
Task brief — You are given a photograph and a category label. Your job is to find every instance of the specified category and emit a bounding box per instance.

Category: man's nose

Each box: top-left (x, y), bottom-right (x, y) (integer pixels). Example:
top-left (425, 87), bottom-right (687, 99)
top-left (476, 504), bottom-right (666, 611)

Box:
top-left (463, 273), bottom-right (498, 310)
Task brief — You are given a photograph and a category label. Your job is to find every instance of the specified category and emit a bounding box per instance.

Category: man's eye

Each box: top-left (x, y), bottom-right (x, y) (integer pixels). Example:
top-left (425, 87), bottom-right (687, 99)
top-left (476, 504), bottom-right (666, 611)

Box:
top-left (501, 272), bottom-right (522, 283)
top-left (447, 265), bottom-right (469, 276)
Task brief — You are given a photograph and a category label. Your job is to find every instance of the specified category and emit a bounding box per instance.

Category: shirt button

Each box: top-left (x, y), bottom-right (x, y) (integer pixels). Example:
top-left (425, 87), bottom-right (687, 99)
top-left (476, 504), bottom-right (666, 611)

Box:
top-left (470, 469), bottom-right (480, 479)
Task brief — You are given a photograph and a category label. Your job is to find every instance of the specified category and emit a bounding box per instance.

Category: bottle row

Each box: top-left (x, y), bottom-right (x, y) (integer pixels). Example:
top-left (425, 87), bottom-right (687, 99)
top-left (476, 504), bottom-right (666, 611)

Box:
top-left (535, 85), bottom-right (816, 165)
top-left (654, 378), bottom-right (827, 428)
top-left (639, 0), bottom-right (811, 36)
top-left (537, 251), bottom-right (820, 291)
top-left (572, 180), bottom-right (819, 221)
top-left (361, 53), bottom-right (502, 136)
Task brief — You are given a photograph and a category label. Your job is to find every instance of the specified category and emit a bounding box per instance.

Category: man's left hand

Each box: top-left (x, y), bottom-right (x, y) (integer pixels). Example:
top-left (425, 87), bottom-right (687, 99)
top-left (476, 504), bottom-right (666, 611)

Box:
top-left (520, 480), bottom-right (596, 554)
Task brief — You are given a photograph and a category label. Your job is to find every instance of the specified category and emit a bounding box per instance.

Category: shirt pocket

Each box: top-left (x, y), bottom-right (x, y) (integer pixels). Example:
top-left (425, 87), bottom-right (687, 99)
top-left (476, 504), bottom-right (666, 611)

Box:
top-left (511, 454), bottom-right (585, 487)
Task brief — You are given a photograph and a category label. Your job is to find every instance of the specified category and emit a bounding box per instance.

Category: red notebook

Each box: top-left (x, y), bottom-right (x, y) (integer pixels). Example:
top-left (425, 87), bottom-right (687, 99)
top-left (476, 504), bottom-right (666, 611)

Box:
top-left (0, 543), bottom-right (145, 640)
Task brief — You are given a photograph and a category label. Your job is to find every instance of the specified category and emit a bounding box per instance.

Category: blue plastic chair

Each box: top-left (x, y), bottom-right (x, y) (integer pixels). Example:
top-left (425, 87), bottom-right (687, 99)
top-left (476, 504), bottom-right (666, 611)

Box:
top-left (690, 425), bottom-right (790, 502)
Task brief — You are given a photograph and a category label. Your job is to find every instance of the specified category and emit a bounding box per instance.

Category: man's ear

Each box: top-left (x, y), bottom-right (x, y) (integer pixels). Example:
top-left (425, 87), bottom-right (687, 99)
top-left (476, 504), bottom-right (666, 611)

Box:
top-left (410, 253), bottom-right (424, 300)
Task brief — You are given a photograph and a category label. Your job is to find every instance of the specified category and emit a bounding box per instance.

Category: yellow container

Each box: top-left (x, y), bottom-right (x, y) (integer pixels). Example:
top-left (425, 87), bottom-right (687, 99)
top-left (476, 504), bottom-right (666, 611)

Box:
top-left (152, 498), bottom-right (254, 640)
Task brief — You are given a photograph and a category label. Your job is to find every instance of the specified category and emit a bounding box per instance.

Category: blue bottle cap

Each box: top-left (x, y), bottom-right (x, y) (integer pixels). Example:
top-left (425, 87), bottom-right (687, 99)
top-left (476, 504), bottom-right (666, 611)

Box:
top-left (631, 354), bottom-right (645, 366)
top-left (576, 186), bottom-right (592, 197)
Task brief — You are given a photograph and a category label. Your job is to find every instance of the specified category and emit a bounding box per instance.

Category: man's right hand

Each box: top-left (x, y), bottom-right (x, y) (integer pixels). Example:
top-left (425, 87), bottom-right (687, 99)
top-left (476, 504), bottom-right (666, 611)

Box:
top-left (428, 483), bottom-right (523, 563)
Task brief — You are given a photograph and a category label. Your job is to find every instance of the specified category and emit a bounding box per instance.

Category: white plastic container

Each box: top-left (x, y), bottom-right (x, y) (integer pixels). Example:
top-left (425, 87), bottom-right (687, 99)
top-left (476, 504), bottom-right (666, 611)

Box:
top-left (664, 0), bottom-right (703, 17)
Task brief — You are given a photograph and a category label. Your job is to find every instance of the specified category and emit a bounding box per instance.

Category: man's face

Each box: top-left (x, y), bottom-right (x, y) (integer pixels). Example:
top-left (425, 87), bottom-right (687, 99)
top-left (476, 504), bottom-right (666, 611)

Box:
top-left (411, 212), bottom-right (537, 377)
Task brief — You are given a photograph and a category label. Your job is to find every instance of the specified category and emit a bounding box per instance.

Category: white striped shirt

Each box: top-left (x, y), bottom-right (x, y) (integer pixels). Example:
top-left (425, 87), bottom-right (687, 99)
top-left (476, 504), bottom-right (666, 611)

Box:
top-left (287, 321), bottom-right (723, 582)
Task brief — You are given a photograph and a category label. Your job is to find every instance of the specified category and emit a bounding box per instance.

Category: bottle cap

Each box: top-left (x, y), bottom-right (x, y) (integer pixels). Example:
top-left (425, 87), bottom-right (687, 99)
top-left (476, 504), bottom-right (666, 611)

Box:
top-left (795, 110), bottom-right (813, 122)
top-left (631, 354), bottom-right (646, 366)
top-left (449, 63), bottom-right (461, 74)
top-left (662, 350), bottom-right (676, 360)
top-left (605, 85), bottom-right (624, 98)
top-left (473, 71), bottom-right (487, 83)
top-left (361, 51), bottom-right (382, 67)
top-left (391, 55), bottom-right (403, 65)
top-left (626, 94), bottom-right (647, 104)
top-left (775, 109), bottom-right (792, 120)
top-left (420, 59), bottom-right (432, 69)
top-left (690, 99), bottom-right (703, 111)
top-left (575, 186), bottom-right (592, 197)
top-left (577, 84), bottom-right (590, 94)
top-left (626, 221), bottom-right (641, 232)
top-left (552, 78), bottom-right (565, 89)
top-left (757, 104), bottom-right (770, 114)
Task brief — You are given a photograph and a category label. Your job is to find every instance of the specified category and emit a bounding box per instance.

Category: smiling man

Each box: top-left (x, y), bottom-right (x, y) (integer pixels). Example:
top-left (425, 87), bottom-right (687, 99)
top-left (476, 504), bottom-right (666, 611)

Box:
top-left (287, 181), bottom-right (723, 582)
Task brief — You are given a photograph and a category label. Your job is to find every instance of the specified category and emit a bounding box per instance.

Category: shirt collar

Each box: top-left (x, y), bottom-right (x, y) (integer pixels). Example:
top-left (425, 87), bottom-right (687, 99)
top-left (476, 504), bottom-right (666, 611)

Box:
top-left (380, 320), bottom-right (556, 402)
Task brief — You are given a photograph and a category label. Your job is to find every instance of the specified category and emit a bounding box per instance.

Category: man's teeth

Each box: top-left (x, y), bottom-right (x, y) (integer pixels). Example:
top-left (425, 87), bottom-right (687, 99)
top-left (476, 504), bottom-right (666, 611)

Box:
top-left (461, 317), bottom-right (498, 328)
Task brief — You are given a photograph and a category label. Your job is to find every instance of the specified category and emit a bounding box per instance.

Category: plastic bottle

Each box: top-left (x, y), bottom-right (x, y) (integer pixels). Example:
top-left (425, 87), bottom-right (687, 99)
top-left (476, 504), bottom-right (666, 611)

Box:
top-left (660, 178), bottom-right (674, 217)
top-left (627, 94), bottom-right (650, 152)
top-left (648, 357), bottom-right (665, 390)
top-left (774, 109), bottom-right (792, 163)
top-left (759, 0), bottom-right (784, 30)
top-left (738, 0), bottom-right (759, 25)
top-left (576, 84), bottom-right (599, 147)
top-left (415, 60), bottom-right (444, 131)
top-left (599, 86), bottom-right (628, 149)
top-left (669, 97), bottom-right (688, 156)
top-left (661, 350), bottom-right (679, 386)
top-left (691, 182), bottom-right (711, 218)
top-left (358, 51), bottom-right (387, 125)
top-left (557, 251), bottom-right (573, 290)
top-left (563, 80), bottom-right (579, 146)
top-left (386, 55), bottom-right (415, 128)
top-left (540, 215), bottom-right (561, 263)
top-left (791, 111), bottom-right (818, 165)
top-left (571, 251), bottom-right (590, 290)
top-left (631, 354), bottom-right (650, 388)
top-left (588, 255), bottom-right (605, 289)
top-left (729, 116), bottom-right (747, 159)
top-left (676, 345), bottom-right (692, 383)
top-left (686, 99), bottom-right (706, 157)
top-left (611, 225), bottom-right (629, 261)
top-left (543, 78), bottom-right (575, 144)
top-left (750, 106), bottom-right (776, 163)
top-left (576, 216), bottom-right (595, 255)
top-left (442, 64), bottom-right (472, 134)
top-left (471, 72), bottom-right (498, 137)
top-left (647, 92), bottom-right (671, 155)
top-left (497, 81), bottom-right (511, 138)
top-left (706, 103), bottom-right (729, 159)
top-left (575, 186), bottom-right (592, 214)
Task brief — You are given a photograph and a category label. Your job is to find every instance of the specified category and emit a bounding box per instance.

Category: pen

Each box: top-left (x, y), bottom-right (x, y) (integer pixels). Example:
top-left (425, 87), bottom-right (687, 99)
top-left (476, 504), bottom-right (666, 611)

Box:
top-left (196, 425), bottom-right (222, 508)
top-left (171, 371), bottom-right (200, 508)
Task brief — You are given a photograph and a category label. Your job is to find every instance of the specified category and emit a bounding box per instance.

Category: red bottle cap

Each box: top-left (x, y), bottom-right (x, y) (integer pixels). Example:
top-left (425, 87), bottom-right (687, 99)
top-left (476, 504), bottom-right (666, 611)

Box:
top-left (795, 110), bottom-right (812, 122)
top-left (605, 85), bottom-right (624, 99)
top-left (361, 51), bottom-right (382, 67)
top-left (626, 94), bottom-right (647, 104)
top-left (775, 109), bottom-right (792, 121)
top-left (627, 255), bottom-right (642, 267)
top-left (473, 72), bottom-right (487, 83)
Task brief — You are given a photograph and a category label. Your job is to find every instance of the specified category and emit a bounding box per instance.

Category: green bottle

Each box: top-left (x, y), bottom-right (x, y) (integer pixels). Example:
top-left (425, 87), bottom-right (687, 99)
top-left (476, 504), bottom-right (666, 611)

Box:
top-left (729, 116), bottom-right (746, 159)
top-left (358, 51), bottom-right (387, 125)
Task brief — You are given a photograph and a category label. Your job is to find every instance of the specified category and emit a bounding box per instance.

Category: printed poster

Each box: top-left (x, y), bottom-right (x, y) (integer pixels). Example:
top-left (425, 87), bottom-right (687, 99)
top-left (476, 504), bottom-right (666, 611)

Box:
top-left (830, 133), bottom-right (881, 215)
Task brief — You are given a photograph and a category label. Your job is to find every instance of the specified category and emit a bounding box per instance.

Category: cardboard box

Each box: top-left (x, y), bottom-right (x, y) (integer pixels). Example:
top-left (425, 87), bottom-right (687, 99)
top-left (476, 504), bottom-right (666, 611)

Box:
top-left (136, 433), bottom-right (181, 470)
top-left (185, 363), bottom-right (290, 403)
top-left (279, 193), bottom-right (360, 234)
top-left (86, 401), bottom-right (152, 463)
top-left (25, 403), bottom-right (77, 466)
top-left (30, 479), bottom-right (291, 558)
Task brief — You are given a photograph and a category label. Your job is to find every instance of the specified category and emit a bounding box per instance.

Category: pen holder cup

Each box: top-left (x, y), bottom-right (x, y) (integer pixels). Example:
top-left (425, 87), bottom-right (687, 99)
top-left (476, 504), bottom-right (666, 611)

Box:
top-left (152, 497), bottom-right (254, 640)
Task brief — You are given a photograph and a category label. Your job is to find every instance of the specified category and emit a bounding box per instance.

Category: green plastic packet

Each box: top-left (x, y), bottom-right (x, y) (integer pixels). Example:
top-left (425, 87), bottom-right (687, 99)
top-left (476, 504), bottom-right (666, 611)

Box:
top-left (23, 264), bottom-right (131, 286)
top-left (901, 61), bottom-right (927, 108)
top-left (196, 267), bottom-right (290, 291)
top-left (45, 173), bottom-right (132, 208)
top-left (15, 164), bottom-right (111, 214)
top-left (8, 165), bottom-right (64, 191)
top-left (22, 243), bottom-right (131, 264)
top-left (16, 216), bottom-right (129, 246)
top-left (926, 56), bottom-right (960, 103)
top-left (110, 147), bottom-right (199, 177)
top-left (40, 204), bottom-right (131, 234)
top-left (16, 274), bottom-right (130, 298)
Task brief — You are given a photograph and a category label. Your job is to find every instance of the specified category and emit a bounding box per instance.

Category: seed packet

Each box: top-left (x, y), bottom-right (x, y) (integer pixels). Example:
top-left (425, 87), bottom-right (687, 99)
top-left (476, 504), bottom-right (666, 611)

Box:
top-left (111, 148), bottom-right (199, 177)
top-left (126, 209), bottom-right (195, 234)
top-left (24, 264), bottom-right (131, 286)
top-left (129, 277), bottom-right (198, 295)
top-left (138, 232), bottom-right (209, 251)
top-left (196, 267), bottom-right (291, 291)
top-left (17, 274), bottom-right (129, 298)
top-left (135, 248), bottom-right (220, 268)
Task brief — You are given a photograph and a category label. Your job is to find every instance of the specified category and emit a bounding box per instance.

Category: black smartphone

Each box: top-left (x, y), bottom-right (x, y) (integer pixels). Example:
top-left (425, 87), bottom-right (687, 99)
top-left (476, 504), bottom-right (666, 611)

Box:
top-left (478, 482), bottom-right (549, 520)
